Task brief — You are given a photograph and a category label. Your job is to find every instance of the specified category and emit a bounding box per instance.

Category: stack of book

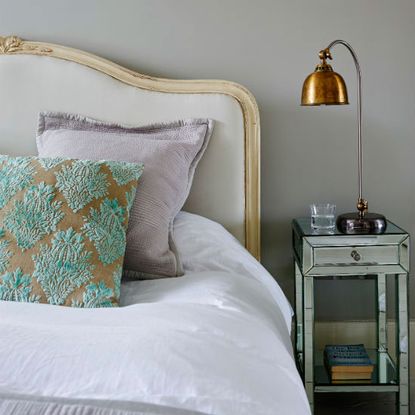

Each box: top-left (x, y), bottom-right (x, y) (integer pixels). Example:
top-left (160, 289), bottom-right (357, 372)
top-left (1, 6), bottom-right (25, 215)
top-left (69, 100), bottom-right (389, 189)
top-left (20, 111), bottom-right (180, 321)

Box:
top-left (324, 344), bottom-right (374, 383)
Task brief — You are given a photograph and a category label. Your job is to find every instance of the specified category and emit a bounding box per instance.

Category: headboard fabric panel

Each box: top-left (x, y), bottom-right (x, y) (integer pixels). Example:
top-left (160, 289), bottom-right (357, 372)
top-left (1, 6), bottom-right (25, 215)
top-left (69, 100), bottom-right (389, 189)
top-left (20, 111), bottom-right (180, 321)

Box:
top-left (0, 36), bottom-right (260, 259)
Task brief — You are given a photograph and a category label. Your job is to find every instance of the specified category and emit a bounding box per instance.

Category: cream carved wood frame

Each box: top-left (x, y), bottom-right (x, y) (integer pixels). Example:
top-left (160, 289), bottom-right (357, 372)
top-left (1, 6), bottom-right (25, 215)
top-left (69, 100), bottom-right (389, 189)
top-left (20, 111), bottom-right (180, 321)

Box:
top-left (0, 36), bottom-right (261, 259)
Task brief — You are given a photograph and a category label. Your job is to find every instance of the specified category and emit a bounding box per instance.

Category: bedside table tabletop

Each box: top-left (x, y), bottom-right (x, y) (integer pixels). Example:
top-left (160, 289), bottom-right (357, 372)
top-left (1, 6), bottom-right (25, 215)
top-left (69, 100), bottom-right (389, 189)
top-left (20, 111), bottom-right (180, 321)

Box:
top-left (292, 218), bottom-right (410, 415)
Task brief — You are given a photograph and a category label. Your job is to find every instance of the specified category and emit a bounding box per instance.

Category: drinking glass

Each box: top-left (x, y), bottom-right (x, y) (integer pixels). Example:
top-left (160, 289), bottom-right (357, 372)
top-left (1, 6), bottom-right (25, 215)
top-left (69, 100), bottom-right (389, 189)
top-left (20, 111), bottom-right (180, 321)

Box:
top-left (310, 203), bottom-right (336, 231)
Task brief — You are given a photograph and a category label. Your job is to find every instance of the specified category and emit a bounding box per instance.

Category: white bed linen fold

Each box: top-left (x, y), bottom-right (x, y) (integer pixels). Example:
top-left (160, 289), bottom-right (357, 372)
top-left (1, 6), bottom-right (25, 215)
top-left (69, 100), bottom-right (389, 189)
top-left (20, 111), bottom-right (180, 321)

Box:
top-left (172, 212), bottom-right (293, 329)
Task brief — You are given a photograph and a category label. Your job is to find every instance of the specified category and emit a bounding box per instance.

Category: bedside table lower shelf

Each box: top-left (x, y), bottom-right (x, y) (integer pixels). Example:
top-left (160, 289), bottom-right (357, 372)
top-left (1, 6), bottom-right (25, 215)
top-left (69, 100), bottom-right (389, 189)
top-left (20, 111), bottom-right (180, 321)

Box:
top-left (314, 348), bottom-right (398, 392)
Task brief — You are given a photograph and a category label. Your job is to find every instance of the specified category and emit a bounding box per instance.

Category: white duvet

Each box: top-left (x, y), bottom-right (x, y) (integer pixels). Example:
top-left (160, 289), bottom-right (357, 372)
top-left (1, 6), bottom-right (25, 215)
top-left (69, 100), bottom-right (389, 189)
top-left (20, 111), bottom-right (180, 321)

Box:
top-left (0, 212), bottom-right (310, 415)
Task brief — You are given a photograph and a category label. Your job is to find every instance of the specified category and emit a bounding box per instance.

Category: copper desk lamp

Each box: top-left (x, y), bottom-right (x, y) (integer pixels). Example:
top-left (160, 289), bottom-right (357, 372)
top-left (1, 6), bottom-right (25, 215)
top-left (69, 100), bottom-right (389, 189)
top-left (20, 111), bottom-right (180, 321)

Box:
top-left (301, 39), bottom-right (386, 234)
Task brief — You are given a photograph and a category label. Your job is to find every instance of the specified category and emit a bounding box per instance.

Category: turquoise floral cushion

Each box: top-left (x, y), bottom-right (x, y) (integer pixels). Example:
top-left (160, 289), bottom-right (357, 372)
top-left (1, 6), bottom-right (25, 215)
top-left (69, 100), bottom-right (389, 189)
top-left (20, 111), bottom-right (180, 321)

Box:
top-left (0, 155), bottom-right (143, 307)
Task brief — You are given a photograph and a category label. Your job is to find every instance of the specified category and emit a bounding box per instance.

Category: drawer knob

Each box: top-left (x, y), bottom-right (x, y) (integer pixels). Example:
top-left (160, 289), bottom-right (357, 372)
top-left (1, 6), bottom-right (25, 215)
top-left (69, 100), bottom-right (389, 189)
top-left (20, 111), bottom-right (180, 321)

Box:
top-left (351, 250), bottom-right (361, 261)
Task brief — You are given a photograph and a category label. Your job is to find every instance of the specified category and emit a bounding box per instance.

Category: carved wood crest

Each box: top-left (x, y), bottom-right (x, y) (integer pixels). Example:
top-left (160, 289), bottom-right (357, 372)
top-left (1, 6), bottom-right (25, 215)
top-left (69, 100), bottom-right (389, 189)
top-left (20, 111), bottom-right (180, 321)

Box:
top-left (0, 36), bottom-right (52, 54)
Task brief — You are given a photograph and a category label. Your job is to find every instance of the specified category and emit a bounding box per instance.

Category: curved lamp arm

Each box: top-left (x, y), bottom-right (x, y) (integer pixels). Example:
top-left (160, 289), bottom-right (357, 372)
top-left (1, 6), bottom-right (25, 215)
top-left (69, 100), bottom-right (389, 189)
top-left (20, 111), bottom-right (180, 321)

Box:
top-left (322, 40), bottom-right (367, 217)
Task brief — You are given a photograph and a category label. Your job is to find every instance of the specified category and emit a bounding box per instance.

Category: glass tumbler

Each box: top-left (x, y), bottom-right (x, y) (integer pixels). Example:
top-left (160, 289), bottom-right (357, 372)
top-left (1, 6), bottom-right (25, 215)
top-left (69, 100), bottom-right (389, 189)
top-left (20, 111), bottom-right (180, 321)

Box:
top-left (310, 203), bottom-right (336, 231)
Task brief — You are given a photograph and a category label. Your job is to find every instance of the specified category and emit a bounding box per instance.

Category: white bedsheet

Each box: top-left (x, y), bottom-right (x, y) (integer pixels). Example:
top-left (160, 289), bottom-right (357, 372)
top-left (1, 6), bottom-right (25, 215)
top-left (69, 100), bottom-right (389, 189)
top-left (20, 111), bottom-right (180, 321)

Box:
top-left (0, 212), bottom-right (310, 415)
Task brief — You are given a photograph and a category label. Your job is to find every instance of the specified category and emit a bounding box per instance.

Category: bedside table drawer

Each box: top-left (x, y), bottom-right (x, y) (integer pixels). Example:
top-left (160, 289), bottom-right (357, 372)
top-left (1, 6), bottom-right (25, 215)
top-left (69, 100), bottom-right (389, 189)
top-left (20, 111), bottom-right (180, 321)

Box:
top-left (293, 218), bottom-right (410, 275)
top-left (314, 245), bottom-right (399, 266)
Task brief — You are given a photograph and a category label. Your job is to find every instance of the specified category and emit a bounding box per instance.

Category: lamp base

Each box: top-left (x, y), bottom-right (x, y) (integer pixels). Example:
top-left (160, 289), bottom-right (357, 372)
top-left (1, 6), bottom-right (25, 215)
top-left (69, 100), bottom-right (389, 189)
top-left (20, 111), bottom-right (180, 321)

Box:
top-left (336, 212), bottom-right (387, 234)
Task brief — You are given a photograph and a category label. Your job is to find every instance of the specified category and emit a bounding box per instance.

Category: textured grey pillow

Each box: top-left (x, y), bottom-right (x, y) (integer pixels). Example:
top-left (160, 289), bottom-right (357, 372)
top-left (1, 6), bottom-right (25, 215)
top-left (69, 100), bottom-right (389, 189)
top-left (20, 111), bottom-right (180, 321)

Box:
top-left (36, 112), bottom-right (214, 279)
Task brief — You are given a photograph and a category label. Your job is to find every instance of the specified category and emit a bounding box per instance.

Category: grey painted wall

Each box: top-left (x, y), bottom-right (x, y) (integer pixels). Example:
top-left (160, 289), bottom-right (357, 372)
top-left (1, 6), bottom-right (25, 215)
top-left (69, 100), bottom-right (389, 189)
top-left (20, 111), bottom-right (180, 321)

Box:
top-left (1, 0), bottom-right (414, 319)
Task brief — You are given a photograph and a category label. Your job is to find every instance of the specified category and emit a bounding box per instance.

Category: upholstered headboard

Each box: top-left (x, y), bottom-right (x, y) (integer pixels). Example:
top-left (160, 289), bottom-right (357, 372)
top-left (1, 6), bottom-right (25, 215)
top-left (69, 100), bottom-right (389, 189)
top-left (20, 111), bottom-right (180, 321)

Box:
top-left (0, 36), bottom-right (260, 259)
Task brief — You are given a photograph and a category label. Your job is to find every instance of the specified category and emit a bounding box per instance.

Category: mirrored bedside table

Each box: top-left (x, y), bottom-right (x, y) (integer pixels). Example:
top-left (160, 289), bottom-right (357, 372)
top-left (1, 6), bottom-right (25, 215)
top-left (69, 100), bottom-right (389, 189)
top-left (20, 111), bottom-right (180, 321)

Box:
top-left (292, 218), bottom-right (410, 414)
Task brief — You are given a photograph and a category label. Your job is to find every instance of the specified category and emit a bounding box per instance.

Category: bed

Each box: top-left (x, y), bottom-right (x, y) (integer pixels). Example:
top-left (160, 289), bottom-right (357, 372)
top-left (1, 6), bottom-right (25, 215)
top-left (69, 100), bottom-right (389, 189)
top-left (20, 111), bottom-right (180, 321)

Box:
top-left (0, 35), bottom-right (310, 415)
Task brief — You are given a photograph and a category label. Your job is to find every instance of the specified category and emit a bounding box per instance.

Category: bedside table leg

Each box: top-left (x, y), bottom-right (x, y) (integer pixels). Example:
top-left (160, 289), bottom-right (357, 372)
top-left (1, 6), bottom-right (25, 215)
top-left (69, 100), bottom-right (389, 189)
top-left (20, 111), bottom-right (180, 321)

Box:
top-left (295, 262), bottom-right (304, 370)
top-left (304, 277), bottom-right (314, 412)
top-left (396, 273), bottom-right (409, 415)
top-left (376, 273), bottom-right (388, 383)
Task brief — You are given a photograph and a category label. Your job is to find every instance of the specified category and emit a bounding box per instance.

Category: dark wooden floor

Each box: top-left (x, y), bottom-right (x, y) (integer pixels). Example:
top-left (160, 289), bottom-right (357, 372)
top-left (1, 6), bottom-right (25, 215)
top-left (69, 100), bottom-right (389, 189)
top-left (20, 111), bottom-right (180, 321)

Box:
top-left (316, 385), bottom-right (414, 414)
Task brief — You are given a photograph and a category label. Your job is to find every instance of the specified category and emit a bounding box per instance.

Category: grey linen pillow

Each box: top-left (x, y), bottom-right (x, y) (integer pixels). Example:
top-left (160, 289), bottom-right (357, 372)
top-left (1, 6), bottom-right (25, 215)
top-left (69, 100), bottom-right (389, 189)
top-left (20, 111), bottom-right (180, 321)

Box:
top-left (36, 112), bottom-right (214, 279)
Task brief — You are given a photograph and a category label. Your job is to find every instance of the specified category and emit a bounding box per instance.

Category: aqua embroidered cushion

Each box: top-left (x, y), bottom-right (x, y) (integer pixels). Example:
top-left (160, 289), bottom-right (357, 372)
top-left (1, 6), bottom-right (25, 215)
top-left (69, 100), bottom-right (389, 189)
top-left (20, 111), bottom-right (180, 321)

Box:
top-left (0, 155), bottom-right (143, 307)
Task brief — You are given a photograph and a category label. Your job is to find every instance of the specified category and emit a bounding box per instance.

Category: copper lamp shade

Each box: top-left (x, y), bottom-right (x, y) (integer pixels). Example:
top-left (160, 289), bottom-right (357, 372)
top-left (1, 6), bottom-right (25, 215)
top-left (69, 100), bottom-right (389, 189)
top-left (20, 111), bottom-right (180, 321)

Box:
top-left (301, 68), bottom-right (349, 106)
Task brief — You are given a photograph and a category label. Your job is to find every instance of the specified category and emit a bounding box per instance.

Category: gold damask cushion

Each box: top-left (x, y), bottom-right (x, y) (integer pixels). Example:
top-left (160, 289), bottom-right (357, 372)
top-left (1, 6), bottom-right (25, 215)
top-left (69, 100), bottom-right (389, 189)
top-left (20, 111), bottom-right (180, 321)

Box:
top-left (0, 155), bottom-right (143, 307)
